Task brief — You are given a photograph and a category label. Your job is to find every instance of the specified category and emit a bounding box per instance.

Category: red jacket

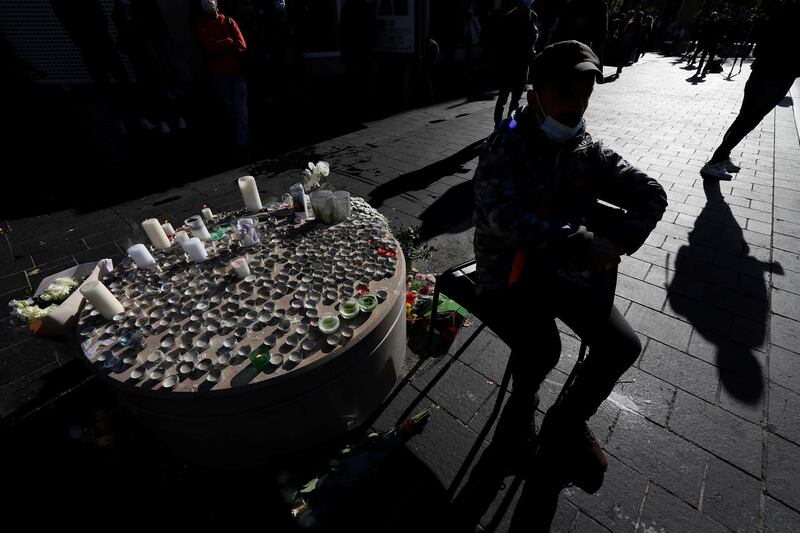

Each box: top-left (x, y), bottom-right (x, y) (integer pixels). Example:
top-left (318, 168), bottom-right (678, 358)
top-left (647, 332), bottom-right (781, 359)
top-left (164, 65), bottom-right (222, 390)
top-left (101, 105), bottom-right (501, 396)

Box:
top-left (196, 13), bottom-right (247, 78)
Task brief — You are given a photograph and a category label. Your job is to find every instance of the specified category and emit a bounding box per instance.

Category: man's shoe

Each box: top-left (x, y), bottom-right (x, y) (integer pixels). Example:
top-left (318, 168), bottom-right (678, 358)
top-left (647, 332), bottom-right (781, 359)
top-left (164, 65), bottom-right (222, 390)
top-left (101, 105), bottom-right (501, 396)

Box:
top-left (491, 392), bottom-right (540, 474)
top-left (538, 414), bottom-right (607, 494)
top-left (701, 161), bottom-right (733, 180)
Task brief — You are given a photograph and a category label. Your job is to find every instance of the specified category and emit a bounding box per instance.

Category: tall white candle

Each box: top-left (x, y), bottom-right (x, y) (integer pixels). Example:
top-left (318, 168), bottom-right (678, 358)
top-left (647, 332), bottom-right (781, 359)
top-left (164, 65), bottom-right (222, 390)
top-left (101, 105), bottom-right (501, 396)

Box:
top-left (127, 244), bottom-right (156, 269)
top-left (142, 218), bottom-right (171, 250)
top-left (231, 257), bottom-right (251, 278)
top-left (80, 280), bottom-right (125, 320)
top-left (201, 208), bottom-right (214, 222)
top-left (238, 175), bottom-right (262, 213)
top-left (174, 230), bottom-right (190, 244)
top-left (181, 237), bottom-right (208, 263)
top-left (161, 222), bottom-right (175, 237)
top-left (185, 215), bottom-right (212, 241)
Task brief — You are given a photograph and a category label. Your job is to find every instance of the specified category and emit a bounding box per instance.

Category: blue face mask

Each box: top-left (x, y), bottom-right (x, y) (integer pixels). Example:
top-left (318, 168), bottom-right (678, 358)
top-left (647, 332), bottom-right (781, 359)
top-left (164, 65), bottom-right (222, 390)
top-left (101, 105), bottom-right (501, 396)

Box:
top-left (534, 93), bottom-right (585, 143)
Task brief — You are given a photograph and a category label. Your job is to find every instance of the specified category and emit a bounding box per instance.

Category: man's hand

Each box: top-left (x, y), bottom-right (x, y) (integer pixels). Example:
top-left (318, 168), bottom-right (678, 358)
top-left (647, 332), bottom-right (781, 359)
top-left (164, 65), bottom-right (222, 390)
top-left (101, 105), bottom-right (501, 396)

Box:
top-left (587, 234), bottom-right (623, 271)
top-left (565, 226), bottom-right (623, 271)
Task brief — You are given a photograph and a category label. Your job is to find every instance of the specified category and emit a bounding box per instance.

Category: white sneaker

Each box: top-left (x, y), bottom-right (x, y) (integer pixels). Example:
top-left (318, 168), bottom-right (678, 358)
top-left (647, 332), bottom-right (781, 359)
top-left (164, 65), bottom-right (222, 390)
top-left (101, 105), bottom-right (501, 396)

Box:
top-left (701, 161), bottom-right (733, 180)
top-left (159, 121), bottom-right (170, 134)
top-left (720, 158), bottom-right (741, 173)
top-left (138, 117), bottom-right (156, 131)
top-left (177, 117), bottom-right (187, 129)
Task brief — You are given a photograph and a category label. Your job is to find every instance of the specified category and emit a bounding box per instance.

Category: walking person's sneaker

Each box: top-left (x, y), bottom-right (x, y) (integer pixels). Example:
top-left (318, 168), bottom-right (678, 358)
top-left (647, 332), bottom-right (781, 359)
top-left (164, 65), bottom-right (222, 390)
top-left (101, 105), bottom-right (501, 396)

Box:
top-left (138, 117), bottom-right (156, 131)
top-left (537, 412), bottom-right (608, 494)
top-left (718, 158), bottom-right (741, 172)
top-left (701, 161), bottom-right (733, 180)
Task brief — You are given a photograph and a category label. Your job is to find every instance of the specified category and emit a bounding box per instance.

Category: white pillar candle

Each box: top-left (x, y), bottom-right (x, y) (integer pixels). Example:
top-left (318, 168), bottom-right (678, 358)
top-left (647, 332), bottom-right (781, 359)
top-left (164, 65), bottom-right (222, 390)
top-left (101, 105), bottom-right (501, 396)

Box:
top-left (142, 218), bottom-right (171, 250)
top-left (201, 207), bottom-right (214, 222)
top-left (80, 280), bottom-right (125, 320)
top-left (161, 222), bottom-right (175, 237)
top-left (127, 244), bottom-right (156, 269)
top-left (185, 215), bottom-right (212, 241)
top-left (181, 237), bottom-right (208, 263)
top-left (231, 257), bottom-right (251, 279)
top-left (173, 230), bottom-right (190, 244)
top-left (238, 175), bottom-right (263, 213)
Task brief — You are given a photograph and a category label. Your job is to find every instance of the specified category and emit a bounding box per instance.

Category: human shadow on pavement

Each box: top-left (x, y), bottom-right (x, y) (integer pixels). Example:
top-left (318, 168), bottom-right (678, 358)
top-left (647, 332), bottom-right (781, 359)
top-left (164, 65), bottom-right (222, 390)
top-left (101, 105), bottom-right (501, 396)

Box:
top-left (368, 140), bottom-right (483, 208)
top-left (666, 178), bottom-right (783, 404)
top-left (451, 399), bottom-right (564, 532)
top-left (418, 180), bottom-right (475, 241)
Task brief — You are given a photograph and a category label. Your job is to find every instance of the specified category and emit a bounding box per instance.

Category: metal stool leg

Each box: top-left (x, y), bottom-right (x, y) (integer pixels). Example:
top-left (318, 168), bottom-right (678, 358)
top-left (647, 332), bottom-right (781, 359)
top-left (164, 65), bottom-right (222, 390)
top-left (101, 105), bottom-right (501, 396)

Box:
top-left (553, 340), bottom-right (588, 409)
top-left (426, 285), bottom-right (442, 356)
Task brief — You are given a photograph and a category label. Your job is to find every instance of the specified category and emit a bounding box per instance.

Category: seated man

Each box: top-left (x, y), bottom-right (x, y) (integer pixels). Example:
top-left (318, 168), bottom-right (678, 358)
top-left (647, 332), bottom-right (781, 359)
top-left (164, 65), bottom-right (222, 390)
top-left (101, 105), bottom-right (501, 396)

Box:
top-left (473, 41), bottom-right (667, 493)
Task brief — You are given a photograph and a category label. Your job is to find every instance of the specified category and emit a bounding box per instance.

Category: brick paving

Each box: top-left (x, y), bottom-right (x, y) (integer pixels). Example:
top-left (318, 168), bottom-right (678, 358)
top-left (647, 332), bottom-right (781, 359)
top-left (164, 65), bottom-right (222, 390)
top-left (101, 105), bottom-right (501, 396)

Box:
top-left (1, 55), bottom-right (799, 531)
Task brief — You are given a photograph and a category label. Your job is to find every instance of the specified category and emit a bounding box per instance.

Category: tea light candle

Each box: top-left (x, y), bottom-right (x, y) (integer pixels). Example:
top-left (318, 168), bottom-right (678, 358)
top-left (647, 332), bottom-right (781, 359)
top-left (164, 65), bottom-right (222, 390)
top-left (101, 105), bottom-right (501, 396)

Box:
top-left (339, 298), bottom-right (360, 319)
top-left (319, 313), bottom-right (340, 334)
top-left (142, 218), bottom-right (171, 250)
top-left (358, 294), bottom-right (378, 312)
top-left (181, 237), bottom-right (208, 263)
top-left (201, 207), bottom-right (214, 222)
top-left (161, 222), bottom-right (175, 238)
top-left (173, 230), bottom-right (189, 244)
top-left (238, 175), bottom-right (263, 213)
top-left (127, 244), bottom-right (156, 269)
top-left (231, 257), bottom-right (251, 278)
top-left (80, 280), bottom-right (124, 320)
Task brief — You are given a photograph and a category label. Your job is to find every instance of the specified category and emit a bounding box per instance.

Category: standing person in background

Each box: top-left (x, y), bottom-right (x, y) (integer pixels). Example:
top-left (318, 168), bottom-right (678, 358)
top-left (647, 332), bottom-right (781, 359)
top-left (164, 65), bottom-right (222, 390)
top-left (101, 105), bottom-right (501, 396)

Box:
top-left (493, 1), bottom-right (538, 126)
top-left (462, 4), bottom-right (482, 88)
top-left (550, 0), bottom-right (608, 69)
top-left (616, 10), bottom-right (641, 76)
top-left (637, 14), bottom-right (654, 61)
top-left (701, 0), bottom-right (800, 180)
top-left (113, 0), bottom-right (177, 133)
top-left (195, 0), bottom-right (249, 149)
top-left (691, 11), bottom-right (725, 77)
top-left (340, 0), bottom-right (377, 117)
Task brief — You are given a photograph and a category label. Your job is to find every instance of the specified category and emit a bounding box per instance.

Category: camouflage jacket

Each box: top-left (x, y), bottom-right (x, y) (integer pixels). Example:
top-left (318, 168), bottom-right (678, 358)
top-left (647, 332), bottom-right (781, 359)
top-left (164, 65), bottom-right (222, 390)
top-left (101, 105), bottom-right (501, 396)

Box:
top-left (473, 105), bottom-right (667, 293)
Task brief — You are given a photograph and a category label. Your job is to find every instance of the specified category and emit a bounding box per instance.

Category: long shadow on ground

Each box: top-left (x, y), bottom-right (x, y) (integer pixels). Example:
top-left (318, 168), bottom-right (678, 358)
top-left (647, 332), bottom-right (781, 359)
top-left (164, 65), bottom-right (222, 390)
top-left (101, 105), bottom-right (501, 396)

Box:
top-left (368, 140), bottom-right (483, 209)
top-left (667, 178), bottom-right (782, 403)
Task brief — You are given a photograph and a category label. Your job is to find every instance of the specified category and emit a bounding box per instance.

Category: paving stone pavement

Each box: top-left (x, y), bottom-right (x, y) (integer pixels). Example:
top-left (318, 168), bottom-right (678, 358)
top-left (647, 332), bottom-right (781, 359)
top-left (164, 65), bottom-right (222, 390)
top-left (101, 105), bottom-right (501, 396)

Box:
top-left (2, 55), bottom-right (800, 532)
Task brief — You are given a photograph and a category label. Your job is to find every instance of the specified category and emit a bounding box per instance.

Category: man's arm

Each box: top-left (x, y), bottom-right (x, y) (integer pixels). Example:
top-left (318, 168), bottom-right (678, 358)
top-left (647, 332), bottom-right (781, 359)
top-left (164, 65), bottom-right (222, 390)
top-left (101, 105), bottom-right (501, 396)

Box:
top-left (474, 136), bottom-right (573, 249)
top-left (229, 17), bottom-right (247, 54)
top-left (596, 147), bottom-right (668, 254)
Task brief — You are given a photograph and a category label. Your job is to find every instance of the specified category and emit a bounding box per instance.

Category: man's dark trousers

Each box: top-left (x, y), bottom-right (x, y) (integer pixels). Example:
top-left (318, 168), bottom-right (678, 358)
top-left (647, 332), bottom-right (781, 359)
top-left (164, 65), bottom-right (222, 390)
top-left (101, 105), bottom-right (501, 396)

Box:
top-left (477, 266), bottom-right (641, 424)
top-left (711, 68), bottom-right (796, 163)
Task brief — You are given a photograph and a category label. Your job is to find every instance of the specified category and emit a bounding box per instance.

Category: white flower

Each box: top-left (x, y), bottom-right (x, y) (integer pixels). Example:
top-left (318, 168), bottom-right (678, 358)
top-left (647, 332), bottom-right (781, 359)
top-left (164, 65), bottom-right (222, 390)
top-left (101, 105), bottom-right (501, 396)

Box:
top-left (40, 277), bottom-right (78, 302)
top-left (10, 299), bottom-right (57, 322)
top-left (301, 161), bottom-right (331, 191)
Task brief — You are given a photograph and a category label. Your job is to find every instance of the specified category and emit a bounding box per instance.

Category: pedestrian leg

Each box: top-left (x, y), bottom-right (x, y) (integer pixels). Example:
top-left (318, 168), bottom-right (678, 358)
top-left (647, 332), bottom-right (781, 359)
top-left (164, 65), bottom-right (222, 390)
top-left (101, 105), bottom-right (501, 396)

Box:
top-left (710, 71), bottom-right (794, 163)
top-left (495, 85), bottom-right (511, 126)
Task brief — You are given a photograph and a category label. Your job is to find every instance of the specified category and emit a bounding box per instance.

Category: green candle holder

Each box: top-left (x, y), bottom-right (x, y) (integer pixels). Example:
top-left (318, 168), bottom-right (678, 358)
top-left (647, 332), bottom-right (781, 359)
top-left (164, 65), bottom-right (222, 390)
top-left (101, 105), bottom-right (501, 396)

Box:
top-left (319, 313), bottom-right (340, 334)
top-left (358, 294), bottom-right (378, 312)
top-left (249, 344), bottom-right (271, 370)
top-left (339, 298), bottom-right (360, 319)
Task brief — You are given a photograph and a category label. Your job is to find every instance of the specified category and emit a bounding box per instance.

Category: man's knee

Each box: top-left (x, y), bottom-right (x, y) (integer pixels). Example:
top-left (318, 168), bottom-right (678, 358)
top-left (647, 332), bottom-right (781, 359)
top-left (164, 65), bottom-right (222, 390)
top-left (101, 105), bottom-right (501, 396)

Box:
top-left (625, 332), bottom-right (642, 361)
top-left (591, 326), bottom-right (641, 368)
top-left (615, 330), bottom-right (642, 367)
